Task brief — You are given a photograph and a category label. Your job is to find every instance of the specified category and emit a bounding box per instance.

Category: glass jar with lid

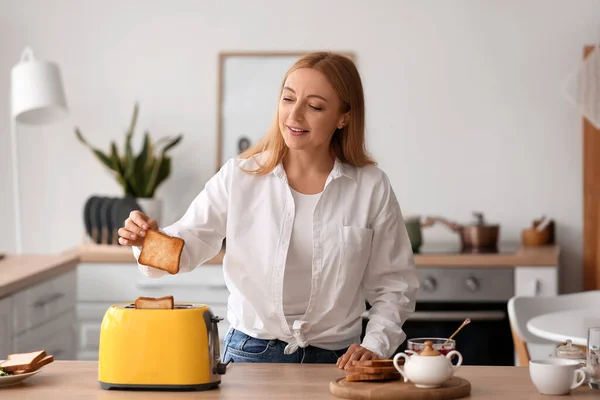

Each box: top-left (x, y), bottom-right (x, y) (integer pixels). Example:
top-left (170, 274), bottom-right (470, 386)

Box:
top-left (554, 339), bottom-right (586, 365)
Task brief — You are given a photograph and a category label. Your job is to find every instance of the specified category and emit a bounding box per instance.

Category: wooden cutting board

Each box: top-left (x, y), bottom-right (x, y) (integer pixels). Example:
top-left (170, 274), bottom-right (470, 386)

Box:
top-left (330, 376), bottom-right (471, 400)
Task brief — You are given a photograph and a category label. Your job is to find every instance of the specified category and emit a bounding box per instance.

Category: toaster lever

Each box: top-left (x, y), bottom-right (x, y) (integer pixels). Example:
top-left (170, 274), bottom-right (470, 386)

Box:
top-left (211, 316), bottom-right (224, 322)
top-left (214, 359), bottom-right (232, 375)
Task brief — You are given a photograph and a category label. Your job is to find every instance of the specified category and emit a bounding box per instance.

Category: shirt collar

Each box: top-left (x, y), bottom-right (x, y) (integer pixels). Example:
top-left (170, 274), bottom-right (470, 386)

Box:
top-left (272, 158), bottom-right (357, 183)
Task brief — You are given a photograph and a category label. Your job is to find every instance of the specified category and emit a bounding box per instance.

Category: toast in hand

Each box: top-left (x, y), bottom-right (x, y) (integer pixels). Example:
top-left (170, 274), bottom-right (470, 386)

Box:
top-left (138, 230), bottom-right (184, 274)
top-left (0, 350), bottom-right (51, 373)
top-left (134, 295), bottom-right (174, 309)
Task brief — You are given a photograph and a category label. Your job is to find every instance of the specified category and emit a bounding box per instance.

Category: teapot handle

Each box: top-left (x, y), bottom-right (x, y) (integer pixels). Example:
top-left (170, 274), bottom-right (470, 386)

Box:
top-left (392, 353), bottom-right (410, 383)
top-left (446, 350), bottom-right (463, 373)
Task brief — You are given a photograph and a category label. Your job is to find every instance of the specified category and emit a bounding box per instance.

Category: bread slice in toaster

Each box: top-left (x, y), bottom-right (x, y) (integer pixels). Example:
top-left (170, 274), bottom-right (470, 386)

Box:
top-left (138, 230), bottom-right (184, 274)
top-left (134, 295), bottom-right (174, 309)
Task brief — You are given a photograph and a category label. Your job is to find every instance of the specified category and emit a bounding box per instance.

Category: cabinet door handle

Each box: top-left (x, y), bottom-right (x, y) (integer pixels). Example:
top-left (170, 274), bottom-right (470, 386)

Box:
top-left (532, 279), bottom-right (541, 296)
top-left (33, 292), bottom-right (65, 308)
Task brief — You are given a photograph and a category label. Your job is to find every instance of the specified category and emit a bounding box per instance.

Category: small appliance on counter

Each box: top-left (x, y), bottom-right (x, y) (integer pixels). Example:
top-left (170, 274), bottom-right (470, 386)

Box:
top-left (98, 302), bottom-right (230, 391)
top-left (428, 212), bottom-right (500, 252)
top-left (521, 215), bottom-right (555, 246)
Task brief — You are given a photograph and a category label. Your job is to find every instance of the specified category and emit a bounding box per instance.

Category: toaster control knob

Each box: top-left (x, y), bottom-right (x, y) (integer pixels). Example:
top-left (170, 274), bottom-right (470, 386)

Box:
top-left (214, 359), bottom-right (232, 375)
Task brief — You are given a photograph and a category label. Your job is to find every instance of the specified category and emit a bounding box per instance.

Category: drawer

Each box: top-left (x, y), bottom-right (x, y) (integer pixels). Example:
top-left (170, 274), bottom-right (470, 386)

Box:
top-left (14, 309), bottom-right (77, 360)
top-left (13, 270), bottom-right (77, 335)
top-left (77, 263), bottom-right (229, 305)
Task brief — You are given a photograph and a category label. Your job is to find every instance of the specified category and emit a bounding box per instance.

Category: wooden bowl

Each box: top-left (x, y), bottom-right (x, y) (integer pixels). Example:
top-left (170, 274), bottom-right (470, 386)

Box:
top-left (521, 228), bottom-right (551, 246)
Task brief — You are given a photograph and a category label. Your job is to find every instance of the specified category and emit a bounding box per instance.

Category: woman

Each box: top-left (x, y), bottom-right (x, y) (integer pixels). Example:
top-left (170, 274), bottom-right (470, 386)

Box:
top-left (118, 52), bottom-right (419, 369)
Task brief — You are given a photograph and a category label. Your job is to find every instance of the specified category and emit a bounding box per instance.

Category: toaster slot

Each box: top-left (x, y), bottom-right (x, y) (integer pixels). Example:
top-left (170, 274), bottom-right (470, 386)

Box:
top-left (120, 304), bottom-right (197, 309)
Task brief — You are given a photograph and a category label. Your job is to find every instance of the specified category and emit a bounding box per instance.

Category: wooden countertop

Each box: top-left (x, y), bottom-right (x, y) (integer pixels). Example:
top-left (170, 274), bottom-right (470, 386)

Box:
top-left (74, 244), bottom-right (224, 265)
top-left (75, 243), bottom-right (559, 267)
top-left (2, 362), bottom-right (596, 399)
top-left (413, 244), bottom-right (560, 267)
top-left (0, 254), bottom-right (79, 298)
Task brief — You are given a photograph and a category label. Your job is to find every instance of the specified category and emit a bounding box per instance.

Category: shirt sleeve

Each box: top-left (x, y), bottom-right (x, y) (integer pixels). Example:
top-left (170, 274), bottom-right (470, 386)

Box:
top-left (134, 159), bottom-right (233, 278)
top-left (359, 174), bottom-right (420, 358)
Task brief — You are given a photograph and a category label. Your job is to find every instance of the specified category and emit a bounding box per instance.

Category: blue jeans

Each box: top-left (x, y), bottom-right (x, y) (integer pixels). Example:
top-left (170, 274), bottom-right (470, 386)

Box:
top-left (222, 328), bottom-right (349, 364)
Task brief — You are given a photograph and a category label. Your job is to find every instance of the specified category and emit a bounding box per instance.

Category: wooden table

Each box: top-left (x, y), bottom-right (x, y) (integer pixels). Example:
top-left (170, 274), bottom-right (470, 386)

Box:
top-left (527, 308), bottom-right (600, 346)
top-left (1, 361), bottom-right (598, 399)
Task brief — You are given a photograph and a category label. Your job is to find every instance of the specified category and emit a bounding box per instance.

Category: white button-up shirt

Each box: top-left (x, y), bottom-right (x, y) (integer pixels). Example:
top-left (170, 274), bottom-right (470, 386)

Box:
top-left (133, 155), bottom-right (419, 358)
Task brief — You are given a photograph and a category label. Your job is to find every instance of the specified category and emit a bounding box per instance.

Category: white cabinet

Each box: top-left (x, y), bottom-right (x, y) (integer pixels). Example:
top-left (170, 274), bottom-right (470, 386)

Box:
top-left (13, 270), bottom-right (77, 336)
top-left (513, 266), bottom-right (559, 365)
top-left (514, 267), bottom-right (558, 297)
top-left (76, 263), bottom-right (230, 360)
top-left (0, 296), bottom-right (13, 359)
top-left (13, 310), bottom-right (77, 360)
top-left (0, 270), bottom-right (77, 360)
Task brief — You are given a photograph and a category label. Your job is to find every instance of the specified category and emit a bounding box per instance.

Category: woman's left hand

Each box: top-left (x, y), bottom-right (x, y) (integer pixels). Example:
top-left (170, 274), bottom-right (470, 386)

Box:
top-left (336, 344), bottom-right (379, 370)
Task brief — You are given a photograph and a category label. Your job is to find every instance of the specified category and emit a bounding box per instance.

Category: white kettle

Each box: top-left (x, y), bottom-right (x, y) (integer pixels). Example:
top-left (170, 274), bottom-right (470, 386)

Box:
top-left (393, 340), bottom-right (463, 388)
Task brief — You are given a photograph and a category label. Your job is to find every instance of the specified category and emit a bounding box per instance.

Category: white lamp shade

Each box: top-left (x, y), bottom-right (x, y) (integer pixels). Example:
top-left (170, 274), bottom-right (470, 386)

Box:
top-left (11, 48), bottom-right (68, 125)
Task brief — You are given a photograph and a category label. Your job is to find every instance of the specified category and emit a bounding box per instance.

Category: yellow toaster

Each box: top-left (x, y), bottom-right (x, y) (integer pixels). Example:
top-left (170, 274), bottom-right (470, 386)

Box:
top-left (98, 302), bottom-right (230, 390)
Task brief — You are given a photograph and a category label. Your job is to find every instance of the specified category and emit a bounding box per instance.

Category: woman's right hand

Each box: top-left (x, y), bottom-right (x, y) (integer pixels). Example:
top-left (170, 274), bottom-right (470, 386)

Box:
top-left (117, 210), bottom-right (158, 246)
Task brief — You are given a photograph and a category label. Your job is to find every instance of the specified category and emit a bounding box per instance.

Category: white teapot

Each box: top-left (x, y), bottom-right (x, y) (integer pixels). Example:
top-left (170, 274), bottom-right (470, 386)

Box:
top-left (393, 340), bottom-right (463, 388)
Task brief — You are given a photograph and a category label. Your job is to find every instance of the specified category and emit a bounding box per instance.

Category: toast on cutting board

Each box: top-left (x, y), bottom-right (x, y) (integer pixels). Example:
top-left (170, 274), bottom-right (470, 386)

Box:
top-left (138, 230), bottom-right (184, 274)
top-left (346, 359), bottom-right (401, 382)
top-left (135, 295), bottom-right (174, 309)
top-left (0, 350), bottom-right (54, 374)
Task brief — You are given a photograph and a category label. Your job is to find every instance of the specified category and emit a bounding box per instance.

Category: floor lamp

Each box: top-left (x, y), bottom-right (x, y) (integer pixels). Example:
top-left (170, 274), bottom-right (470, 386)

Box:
top-left (10, 47), bottom-right (68, 254)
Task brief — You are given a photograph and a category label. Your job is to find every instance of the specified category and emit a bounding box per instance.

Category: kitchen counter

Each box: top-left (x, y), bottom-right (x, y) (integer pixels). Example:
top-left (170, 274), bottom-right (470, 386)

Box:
top-left (414, 244), bottom-right (559, 267)
top-left (74, 244), bottom-right (224, 264)
top-left (3, 362), bottom-right (596, 399)
top-left (0, 254), bottom-right (79, 298)
top-left (74, 243), bottom-right (559, 267)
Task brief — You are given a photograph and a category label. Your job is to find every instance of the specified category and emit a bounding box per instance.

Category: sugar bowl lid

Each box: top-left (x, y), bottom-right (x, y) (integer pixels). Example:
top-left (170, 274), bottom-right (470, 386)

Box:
top-left (555, 339), bottom-right (586, 360)
top-left (419, 340), bottom-right (441, 356)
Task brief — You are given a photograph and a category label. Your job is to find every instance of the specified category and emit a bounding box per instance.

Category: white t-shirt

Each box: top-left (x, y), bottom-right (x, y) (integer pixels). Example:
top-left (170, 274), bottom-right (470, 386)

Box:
top-left (283, 188), bottom-right (322, 328)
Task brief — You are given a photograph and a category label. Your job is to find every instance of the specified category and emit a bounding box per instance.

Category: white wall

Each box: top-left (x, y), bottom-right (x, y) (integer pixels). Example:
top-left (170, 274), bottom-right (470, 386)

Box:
top-left (1, 0), bottom-right (599, 293)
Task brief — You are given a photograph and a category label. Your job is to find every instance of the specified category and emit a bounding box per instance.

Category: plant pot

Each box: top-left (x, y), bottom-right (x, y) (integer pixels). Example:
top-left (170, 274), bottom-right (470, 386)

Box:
top-left (404, 216), bottom-right (436, 253)
top-left (136, 197), bottom-right (163, 227)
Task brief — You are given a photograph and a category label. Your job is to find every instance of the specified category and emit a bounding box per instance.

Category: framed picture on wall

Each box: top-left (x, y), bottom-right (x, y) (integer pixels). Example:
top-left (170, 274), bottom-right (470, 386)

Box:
top-left (216, 51), bottom-right (355, 171)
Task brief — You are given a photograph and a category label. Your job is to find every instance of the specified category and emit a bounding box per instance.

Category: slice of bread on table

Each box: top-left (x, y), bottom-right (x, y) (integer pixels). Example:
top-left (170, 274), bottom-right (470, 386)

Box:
top-left (138, 230), bottom-right (184, 274)
top-left (1, 350), bottom-right (54, 374)
top-left (135, 295), bottom-right (174, 309)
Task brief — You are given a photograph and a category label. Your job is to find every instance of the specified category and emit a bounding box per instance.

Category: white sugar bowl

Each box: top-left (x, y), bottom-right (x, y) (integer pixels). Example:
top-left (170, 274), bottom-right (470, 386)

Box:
top-left (393, 340), bottom-right (463, 388)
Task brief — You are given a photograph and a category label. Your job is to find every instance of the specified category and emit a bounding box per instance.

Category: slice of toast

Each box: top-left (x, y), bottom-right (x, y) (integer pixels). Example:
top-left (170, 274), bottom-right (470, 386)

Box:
top-left (12, 355), bottom-right (55, 375)
top-left (345, 372), bottom-right (401, 382)
top-left (138, 230), bottom-right (184, 274)
top-left (134, 295), bottom-right (174, 309)
top-left (0, 350), bottom-right (46, 373)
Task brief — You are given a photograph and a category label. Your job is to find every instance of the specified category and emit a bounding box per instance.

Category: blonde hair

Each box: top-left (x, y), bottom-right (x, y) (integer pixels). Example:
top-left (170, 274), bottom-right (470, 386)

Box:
top-left (240, 52), bottom-right (376, 175)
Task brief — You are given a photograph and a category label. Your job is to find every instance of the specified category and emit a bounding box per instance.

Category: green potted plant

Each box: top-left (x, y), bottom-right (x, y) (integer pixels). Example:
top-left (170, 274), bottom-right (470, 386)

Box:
top-left (74, 102), bottom-right (183, 225)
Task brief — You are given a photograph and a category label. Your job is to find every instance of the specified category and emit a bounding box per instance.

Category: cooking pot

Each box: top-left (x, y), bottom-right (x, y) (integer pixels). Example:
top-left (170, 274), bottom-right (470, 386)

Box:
top-left (429, 212), bottom-right (500, 250)
top-left (404, 216), bottom-right (436, 253)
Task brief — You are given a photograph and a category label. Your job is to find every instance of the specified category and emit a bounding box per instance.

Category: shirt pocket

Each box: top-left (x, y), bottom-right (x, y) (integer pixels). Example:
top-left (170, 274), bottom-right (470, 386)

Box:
top-left (335, 226), bottom-right (374, 296)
